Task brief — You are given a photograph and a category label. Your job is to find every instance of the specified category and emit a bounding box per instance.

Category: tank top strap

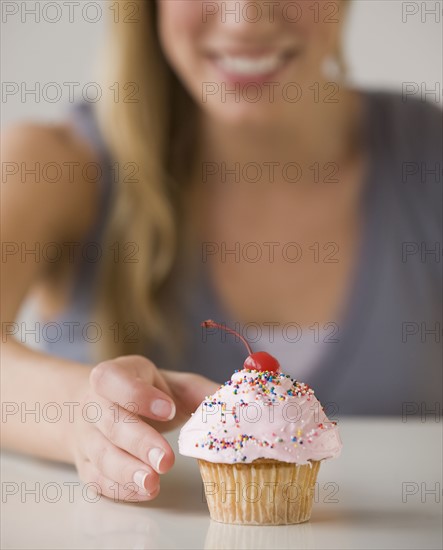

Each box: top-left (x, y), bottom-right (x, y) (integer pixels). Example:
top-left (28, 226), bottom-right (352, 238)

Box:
top-left (65, 102), bottom-right (115, 303)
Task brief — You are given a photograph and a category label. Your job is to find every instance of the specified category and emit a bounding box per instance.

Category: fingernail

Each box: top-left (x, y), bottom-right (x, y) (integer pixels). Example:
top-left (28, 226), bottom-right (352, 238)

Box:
top-left (133, 470), bottom-right (151, 494)
top-left (151, 399), bottom-right (176, 420)
top-left (148, 448), bottom-right (165, 473)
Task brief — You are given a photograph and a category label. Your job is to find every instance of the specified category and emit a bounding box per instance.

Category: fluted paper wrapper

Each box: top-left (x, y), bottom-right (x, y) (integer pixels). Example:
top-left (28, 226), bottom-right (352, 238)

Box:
top-left (198, 458), bottom-right (320, 525)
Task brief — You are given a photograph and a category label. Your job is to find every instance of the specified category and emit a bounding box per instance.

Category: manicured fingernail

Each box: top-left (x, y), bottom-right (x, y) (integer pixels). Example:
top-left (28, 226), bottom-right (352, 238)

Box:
top-left (151, 399), bottom-right (176, 420)
top-left (133, 470), bottom-right (151, 493)
top-left (148, 448), bottom-right (165, 473)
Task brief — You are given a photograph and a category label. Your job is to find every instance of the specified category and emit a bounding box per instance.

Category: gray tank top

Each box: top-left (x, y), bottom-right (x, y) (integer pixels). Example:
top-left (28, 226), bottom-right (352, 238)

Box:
top-left (45, 91), bottom-right (442, 416)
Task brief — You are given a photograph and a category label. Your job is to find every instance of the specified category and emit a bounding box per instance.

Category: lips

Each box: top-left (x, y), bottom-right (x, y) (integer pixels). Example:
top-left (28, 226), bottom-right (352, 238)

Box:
top-left (215, 54), bottom-right (285, 77)
top-left (206, 47), bottom-right (298, 83)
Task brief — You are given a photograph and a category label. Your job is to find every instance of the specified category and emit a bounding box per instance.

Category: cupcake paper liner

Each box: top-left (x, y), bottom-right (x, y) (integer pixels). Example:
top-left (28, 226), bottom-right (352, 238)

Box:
top-left (198, 458), bottom-right (320, 525)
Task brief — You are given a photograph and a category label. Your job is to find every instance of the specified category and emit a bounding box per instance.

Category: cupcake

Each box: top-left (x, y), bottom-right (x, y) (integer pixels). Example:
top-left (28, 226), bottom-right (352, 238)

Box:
top-left (179, 320), bottom-right (342, 526)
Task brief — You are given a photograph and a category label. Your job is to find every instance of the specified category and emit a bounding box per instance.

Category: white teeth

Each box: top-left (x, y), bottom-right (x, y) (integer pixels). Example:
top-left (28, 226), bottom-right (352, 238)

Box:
top-left (217, 55), bottom-right (281, 76)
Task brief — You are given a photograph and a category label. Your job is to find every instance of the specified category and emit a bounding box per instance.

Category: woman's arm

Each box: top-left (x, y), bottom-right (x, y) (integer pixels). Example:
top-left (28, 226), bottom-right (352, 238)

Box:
top-left (1, 122), bottom-right (101, 461)
top-left (1, 124), bottom-right (218, 500)
top-left (1, 340), bottom-right (90, 462)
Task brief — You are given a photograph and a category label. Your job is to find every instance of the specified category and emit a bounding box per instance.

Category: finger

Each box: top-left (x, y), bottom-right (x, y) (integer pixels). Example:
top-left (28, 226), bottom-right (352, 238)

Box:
top-left (95, 400), bottom-right (175, 474)
top-left (83, 428), bottom-right (160, 495)
top-left (112, 355), bottom-right (172, 394)
top-left (90, 359), bottom-right (176, 421)
top-left (163, 371), bottom-right (219, 415)
top-left (77, 458), bottom-right (160, 503)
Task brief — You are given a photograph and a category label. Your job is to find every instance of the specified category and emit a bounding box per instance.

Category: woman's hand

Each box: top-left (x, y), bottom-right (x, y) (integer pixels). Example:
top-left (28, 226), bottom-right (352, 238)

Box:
top-left (69, 355), bottom-right (218, 502)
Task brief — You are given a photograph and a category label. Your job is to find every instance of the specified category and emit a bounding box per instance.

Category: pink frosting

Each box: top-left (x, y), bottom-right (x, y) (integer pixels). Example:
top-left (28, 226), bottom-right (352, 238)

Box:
top-left (179, 369), bottom-right (342, 465)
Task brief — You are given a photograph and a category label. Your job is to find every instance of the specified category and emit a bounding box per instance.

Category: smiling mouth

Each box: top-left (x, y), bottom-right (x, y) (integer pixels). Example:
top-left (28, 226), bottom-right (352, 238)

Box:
top-left (209, 50), bottom-right (298, 78)
top-left (217, 54), bottom-right (284, 76)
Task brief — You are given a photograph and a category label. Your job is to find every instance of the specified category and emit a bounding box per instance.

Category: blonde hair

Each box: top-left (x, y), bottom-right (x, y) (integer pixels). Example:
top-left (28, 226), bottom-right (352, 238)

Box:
top-left (95, 1), bottom-right (194, 361)
top-left (93, 0), bottom-right (350, 361)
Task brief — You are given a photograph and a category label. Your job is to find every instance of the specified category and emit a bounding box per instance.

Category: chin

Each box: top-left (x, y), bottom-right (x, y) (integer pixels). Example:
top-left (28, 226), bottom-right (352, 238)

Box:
top-left (204, 99), bottom-right (282, 129)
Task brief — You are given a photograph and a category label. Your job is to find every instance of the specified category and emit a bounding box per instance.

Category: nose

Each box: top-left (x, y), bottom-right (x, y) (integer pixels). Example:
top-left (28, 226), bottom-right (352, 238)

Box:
top-left (209, 0), bottom-right (282, 41)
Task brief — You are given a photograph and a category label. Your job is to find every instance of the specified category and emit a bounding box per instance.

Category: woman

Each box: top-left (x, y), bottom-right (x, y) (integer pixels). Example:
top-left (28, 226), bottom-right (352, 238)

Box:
top-left (2, 1), bottom-right (441, 501)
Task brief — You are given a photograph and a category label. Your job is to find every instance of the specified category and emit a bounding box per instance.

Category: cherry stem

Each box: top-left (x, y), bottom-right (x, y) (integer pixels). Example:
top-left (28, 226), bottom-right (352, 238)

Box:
top-left (201, 320), bottom-right (253, 355)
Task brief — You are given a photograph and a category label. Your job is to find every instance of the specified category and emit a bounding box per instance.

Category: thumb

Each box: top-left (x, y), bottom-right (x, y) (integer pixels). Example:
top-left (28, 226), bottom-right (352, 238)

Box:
top-left (163, 371), bottom-right (220, 415)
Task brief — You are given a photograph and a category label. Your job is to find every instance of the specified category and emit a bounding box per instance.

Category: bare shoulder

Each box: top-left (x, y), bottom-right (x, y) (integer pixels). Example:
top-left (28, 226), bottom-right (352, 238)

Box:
top-left (2, 121), bottom-right (101, 241)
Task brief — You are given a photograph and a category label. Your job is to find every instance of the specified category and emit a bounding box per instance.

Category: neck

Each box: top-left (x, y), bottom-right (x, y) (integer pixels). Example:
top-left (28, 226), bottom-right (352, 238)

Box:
top-left (196, 87), bottom-right (363, 176)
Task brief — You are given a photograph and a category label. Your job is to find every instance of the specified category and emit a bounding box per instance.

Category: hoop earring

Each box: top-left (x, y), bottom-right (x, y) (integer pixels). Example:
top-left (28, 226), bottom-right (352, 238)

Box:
top-left (321, 54), bottom-right (345, 82)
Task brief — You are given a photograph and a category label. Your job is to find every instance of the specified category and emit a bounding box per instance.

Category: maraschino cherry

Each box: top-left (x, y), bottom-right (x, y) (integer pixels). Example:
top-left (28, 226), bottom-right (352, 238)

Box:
top-left (201, 319), bottom-right (280, 373)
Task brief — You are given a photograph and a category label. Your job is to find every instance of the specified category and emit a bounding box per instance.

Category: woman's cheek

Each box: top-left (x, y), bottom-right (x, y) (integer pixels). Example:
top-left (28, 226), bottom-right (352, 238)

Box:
top-left (157, 0), bottom-right (206, 46)
top-left (157, 0), bottom-right (208, 84)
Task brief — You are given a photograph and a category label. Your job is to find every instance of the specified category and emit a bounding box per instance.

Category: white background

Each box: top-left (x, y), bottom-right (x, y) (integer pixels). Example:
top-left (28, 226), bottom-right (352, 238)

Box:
top-left (2, 0), bottom-right (442, 127)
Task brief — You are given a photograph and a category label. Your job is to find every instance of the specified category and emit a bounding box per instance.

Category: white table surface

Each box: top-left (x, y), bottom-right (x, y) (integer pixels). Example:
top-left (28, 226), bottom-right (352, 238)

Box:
top-left (1, 418), bottom-right (442, 550)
